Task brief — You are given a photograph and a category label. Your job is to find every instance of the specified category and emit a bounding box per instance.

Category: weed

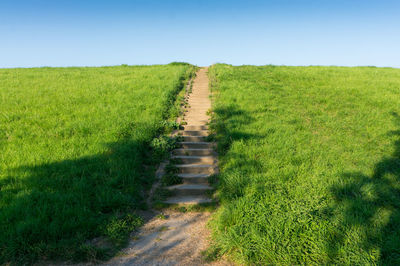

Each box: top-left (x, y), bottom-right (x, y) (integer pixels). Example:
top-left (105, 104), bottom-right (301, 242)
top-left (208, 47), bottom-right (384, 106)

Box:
top-left (156, 213), bottom-right (168, 220)
top-left (164, 203), bottom-right (217, 212)
top-left (158, 226), bottom-right (169, 232)
top-left (152, 187), bottom-right (173, 203)
top-left (150, 136), bottom-right (179, 160)
top-left (160, 120), bottom-right (180, 131)
top-left (205, 134), bottom-right (216, 142)
top-left (161, 173), bottom-right (182, 186)
top-left (165, 163), bottom-right (179, 174)
top-left (104, 214), bottom-right (143, 248)
top-left (202, 245), bottom-right (222, 263)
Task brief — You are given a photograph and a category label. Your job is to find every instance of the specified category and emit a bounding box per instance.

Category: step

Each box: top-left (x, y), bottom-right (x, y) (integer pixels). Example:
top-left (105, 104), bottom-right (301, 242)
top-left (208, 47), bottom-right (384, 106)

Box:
top-left (186, 103), bottom-right (209, 105)
top-left (183, 120), bottom-right (209, 125)
top-left (172, 155), bottom-right (215, 164)
top-left (182, 136), bottom-right (206, 142)
top-left (184, 125), bottom-right (208, 131)
top-left (172, 148), bottom-right (215, 156)
top-left (178, 173), bottom-right (210, 184)
top-left (185, 107), bottom-right (209, 110)
top-left (180, 130), bottom-right (208, 136)
top-left (163, 195), bottom-right (212, 205)
top-left (176, 164), bottom-right (215, 174)
top-left (166, 184), bottom-right (213, 196)
top-left (178, 142), bottom-right (214, 149)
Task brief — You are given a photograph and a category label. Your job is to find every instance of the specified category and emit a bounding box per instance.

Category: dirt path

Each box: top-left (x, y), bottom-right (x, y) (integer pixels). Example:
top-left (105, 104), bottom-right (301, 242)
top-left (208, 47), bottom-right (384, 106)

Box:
top-left (104, 210), bottom-right (213, 265)
top-left (103, 68), bottom-right (230, 266)
top-left (164, 67), bottom-right (216, 205)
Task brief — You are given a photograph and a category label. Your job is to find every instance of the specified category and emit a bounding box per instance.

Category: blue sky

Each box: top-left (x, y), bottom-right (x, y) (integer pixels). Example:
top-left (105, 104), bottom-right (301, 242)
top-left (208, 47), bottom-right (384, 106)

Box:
top-left (1, 0), bottom-right (399, 68)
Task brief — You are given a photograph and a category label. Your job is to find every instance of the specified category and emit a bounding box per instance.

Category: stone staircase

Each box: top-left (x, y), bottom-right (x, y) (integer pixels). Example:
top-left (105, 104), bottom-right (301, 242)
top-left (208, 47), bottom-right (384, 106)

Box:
top-left (163, 125), bottom-right (216, 204)
top-left (163, 68), bottom-right (216, 205)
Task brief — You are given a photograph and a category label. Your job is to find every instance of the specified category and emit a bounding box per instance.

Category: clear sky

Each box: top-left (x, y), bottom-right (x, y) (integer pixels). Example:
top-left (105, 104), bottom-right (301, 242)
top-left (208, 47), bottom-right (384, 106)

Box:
top-left (1, 0), bottom-right (399, 68)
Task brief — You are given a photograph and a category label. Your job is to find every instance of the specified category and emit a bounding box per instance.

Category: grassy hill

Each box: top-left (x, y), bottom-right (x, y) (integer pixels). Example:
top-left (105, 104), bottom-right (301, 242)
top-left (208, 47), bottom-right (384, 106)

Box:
top-left (208, 64), bottom-right (400, 264)
top-left (0, 64), bottom-right (195, 263)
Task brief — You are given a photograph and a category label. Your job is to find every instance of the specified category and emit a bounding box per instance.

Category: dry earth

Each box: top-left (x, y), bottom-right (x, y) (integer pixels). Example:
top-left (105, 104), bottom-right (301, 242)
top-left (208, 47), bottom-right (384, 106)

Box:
top-left (102, 210), bottom-right (230, 266)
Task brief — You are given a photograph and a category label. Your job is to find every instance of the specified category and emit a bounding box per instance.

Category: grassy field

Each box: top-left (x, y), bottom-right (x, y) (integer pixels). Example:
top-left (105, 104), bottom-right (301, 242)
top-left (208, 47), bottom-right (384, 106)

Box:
top-left (208, 64), bottom-right (400, 264)
top-left (0, 63), bottom-right (195, 263)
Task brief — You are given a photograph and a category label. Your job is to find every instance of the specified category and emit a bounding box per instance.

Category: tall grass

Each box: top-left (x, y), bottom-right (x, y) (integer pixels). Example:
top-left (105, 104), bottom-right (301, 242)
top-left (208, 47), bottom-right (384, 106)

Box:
top-left (0, 64), bottom-right (195, 263)
top-left (209, 64), bottom-right (400, 264)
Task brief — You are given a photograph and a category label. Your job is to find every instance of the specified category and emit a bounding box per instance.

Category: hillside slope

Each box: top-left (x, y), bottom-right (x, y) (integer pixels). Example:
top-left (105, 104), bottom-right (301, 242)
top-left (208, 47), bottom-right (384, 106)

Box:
top-left (209, 64), bottom-right (400, 265)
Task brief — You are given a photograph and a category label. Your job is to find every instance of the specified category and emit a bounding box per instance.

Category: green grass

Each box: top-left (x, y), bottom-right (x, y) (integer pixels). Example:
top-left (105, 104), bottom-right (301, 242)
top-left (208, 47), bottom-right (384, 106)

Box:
top-left (0, 63), bottom-right (195, 264)
top-left (208, 64), bottom-right (400, 265)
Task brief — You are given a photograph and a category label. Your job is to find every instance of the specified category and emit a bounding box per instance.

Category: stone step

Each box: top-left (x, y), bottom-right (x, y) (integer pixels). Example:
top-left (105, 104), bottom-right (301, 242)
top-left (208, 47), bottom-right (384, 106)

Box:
top-left (172, 148), bottom-right (215, 156)
top-left (184, 125), bottom-right (208, 131)
top-left (183, 121), bottom-right (210, 126)
top-left (163, 195), bottom-right (212, 205)
top-left (185, 108), bottom-right (209, 111)
top-left (184, 113), bottom-right (209, 116)
top-left (176, 164), bottom-right (215, 174)
top-left (187, 99), bottom-right (209, 101)
top-left (181, 136), bottom-right (206, 142)
top-left (178, 173), bottom-right (210, 184)
top-left (186, 108), bottom-right (210, 111)
top-left (166, 184), bottom-right (213, 196)
top-left (178, 142), bottom-right (214, 149)
top-left (172, 155), bottom-right (215, 164)
top-left (183, 120), bottom-right (209, 124)
top-left (181, 130), bottom-right (208, 136)
top-left (185, 105), bottom-right (208, 107)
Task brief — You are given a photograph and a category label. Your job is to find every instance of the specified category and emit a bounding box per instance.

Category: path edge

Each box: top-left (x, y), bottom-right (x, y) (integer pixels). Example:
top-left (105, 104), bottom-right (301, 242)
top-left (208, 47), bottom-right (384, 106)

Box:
top-left (146, 73), bottom-right (195, 208)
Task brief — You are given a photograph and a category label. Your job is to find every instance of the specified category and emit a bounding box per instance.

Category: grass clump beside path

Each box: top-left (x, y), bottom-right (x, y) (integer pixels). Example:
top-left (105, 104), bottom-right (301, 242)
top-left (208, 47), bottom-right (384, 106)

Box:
top-left (208, 64), bottom-right (400, 265)
top-left (0, 64), bottom-right (195, 264)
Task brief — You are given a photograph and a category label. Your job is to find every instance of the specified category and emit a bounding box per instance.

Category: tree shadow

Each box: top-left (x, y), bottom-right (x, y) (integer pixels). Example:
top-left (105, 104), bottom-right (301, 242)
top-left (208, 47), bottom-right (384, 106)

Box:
top-left (210, 104), bottom-right (265, 200)
top-left (328, 113), bottom-right (400, 264)
top-left (211, 104), bottom-right (264, 155)
top-left (0, 136), bottom-right (162, 264)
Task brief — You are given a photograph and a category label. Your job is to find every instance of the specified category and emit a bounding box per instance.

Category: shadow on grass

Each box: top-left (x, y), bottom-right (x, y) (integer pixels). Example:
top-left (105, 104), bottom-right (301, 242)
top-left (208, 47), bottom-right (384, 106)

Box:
top-left (0, 137), bottom-right (162, 264)
top-left (211, 104), bottom-right (263, 155)
top-left (210, 104), bottom-right (265, 200)
top-left (0, 67), bottom-right (195, 264)
top-left (329, 113), bottom-right (400, 264)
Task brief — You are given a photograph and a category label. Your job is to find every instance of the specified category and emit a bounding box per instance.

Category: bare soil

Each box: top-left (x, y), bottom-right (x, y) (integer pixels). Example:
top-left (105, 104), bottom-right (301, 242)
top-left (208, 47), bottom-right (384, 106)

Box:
top-left (103, 210), bottom-right (229, 266)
